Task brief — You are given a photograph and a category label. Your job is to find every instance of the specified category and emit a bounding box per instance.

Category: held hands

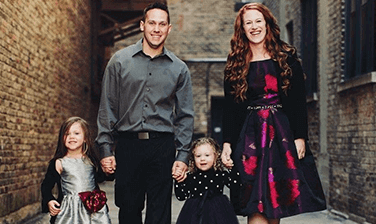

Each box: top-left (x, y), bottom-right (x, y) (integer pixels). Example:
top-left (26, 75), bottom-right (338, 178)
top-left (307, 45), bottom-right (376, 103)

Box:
top-left (48, 200), bottom-right (61, 216)
top-left (172, 161), bottom-right (187, 183)
top-left (100, 156), bottom-right (116, 174)
top-left (221, 143), bottom-right (234, 169)
top-left (294, 138), bottom-right (306, 159)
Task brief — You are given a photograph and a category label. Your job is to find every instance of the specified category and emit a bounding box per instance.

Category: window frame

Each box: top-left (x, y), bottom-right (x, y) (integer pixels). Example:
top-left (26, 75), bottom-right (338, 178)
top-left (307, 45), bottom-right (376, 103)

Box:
top-left (344, 0), bottom-right (375, 79)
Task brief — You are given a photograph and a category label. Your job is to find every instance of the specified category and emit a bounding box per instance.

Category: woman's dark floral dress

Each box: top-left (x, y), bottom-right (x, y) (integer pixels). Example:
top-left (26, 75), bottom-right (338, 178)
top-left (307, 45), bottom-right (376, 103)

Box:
top-left (233, 59), bottom-right (326, 219)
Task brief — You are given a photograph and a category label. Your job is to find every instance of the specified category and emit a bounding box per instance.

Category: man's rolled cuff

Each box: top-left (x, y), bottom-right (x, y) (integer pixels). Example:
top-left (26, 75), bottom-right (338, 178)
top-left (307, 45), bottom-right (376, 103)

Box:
top-left (175, 150), bottom-right (189, 165)
top-left (99, 143), bottom-right (115, 160)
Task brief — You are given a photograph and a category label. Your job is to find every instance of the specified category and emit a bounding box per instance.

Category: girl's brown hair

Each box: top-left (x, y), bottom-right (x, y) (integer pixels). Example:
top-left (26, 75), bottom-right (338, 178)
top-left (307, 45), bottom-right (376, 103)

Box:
top-left (53, 117), bottom-right (100, 169)
top-left (224, 3), bottom-right (297, 102)
top-left (188, 137), bottom-right (224, 173)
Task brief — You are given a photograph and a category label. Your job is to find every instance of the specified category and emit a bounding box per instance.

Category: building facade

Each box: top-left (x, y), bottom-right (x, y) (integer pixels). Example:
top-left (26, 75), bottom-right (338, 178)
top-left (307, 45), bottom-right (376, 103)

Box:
top-left (0, 0), bottom-right (95, 223)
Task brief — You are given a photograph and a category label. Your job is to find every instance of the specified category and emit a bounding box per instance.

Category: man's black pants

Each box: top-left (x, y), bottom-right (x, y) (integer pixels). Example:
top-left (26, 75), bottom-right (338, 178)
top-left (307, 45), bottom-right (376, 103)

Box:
top-left (114, 132), bottom-right (175, 224)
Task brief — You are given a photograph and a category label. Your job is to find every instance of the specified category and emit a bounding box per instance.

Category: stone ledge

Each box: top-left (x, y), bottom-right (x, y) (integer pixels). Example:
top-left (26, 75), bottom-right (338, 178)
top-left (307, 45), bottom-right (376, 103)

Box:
top-left (337, 72), bottom-right (376, 93)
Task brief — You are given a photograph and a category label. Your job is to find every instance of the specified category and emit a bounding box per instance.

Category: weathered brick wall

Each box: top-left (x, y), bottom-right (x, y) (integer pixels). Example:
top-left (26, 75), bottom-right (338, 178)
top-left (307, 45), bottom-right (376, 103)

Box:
top-left (112, 0), bottom-right (238, 59)
top-left (326, 0), bottom-right (376, 219)
top-left (326, 0), bottom-right (344, 213)
top-left (334, 85), bottom-right (376, 223)
top-left (167, 0), bottom-right (236, 60)
top-left (0, 0), bottom-right (93, 223)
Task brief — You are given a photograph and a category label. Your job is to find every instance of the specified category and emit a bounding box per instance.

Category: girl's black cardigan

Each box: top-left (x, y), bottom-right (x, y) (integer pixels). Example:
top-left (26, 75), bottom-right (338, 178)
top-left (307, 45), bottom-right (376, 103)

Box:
top-left (222, 56), bottom-right (308, 147)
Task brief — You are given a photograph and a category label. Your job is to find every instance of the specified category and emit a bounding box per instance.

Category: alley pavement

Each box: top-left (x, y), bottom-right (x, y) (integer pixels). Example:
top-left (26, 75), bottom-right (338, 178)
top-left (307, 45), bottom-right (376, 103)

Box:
top-left (26, 181), bottom-right (358, 224)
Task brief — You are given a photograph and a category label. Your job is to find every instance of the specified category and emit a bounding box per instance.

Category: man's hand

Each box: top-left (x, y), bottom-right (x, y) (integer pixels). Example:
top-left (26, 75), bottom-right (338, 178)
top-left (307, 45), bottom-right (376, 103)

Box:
top-left (101, 156), bottom-right (116, 174)
top-left (172, 161), bottom-right (188, 183)
top-left (294, 138), bottom-right (306, 159)
top-left (48, 200), bottom-right (61, 216)
top-left (221, 142), bottom-right (234, 168)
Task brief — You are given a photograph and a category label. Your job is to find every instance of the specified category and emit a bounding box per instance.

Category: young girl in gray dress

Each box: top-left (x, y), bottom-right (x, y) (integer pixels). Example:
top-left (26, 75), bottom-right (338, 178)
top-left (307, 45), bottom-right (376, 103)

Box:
top-left (41, 117), bottom-right (112, 224)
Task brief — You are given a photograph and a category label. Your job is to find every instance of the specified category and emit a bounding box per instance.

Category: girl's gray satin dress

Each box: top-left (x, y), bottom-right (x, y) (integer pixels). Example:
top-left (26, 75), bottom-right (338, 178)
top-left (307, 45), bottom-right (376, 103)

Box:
top-left (55, 157), bottom-right (111, 224)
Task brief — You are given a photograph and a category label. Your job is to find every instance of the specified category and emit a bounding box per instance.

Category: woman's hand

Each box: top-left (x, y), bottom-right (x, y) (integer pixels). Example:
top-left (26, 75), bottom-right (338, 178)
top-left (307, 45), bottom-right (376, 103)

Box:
top-left (221, 143), bottom-right (234, 168)
top-left (48, 200), bottom-right (61, 216)
top-left (294, 138), bottom-right (306, 159)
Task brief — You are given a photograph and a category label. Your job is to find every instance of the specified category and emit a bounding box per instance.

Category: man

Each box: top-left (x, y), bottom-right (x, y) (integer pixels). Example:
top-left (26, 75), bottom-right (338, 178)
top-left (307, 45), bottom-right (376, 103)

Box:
top-left (95, 2), bottom-right (194, 224)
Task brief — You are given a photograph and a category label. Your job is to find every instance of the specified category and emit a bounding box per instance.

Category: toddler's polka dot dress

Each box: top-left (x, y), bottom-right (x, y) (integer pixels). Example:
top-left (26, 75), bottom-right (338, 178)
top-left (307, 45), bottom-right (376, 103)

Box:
top-left (175, 168), bottom-right (240, 224)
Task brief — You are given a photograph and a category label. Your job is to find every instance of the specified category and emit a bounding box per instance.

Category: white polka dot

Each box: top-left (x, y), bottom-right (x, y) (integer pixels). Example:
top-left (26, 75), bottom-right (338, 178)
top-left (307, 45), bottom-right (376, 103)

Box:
top-left (205, 186), bottom-right (208, 189)
top-left (199, 181), bottom-right (201, 184)
top-left (200, 193), bottom-right (202, 196)
top-left (204, 175), bottom-right (207, 178)
top-left (210, 180), bottom-right (213, 183)
top-left (234, 180), bottom-right (237, 183)
top-left (194, 188), bottom-right (197, 191)
top-left (193, 176), bottom-right (196, 179)
top-left (216, 174), bottom-right (219, 176)
top-left (217, 185), bottom-right (219, 188)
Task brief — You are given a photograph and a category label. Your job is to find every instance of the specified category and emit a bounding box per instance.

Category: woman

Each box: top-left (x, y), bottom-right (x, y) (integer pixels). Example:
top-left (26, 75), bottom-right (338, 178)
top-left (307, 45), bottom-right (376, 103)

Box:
top-left (221, 3), bottom-right (326, 224)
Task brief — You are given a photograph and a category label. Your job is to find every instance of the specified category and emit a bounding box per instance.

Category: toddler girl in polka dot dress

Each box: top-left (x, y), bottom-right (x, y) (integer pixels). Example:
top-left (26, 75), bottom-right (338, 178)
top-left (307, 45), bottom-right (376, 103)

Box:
top-left (174, 137), bottom-right (241, 224)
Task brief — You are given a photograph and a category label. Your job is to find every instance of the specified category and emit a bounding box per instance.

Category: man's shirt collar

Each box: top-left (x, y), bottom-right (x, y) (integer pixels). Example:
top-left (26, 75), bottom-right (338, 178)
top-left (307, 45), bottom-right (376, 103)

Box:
top-left (132, 38), bottom-right (173, 61)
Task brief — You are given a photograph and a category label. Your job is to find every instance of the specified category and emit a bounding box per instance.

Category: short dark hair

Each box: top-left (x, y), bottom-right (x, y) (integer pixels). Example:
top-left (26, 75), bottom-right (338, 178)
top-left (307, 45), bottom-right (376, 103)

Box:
top-left (142, 2), bottom-right (170, 24)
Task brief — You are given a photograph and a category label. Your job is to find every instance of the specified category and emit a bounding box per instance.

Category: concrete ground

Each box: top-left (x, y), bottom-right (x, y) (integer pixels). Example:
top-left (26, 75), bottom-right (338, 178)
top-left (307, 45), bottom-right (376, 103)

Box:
top-left (26, 181), bottom-right (357, 224)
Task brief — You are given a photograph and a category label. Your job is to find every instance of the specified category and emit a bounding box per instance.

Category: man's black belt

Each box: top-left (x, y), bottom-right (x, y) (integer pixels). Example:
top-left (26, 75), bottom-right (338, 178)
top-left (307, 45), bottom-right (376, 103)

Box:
top-left (119, 131), bottom-right (173, 140)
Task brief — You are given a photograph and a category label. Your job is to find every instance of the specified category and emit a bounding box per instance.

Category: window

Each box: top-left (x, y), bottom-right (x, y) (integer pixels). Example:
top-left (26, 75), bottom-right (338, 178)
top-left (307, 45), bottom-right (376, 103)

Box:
top-left (301, 0), bottom-right (318, 97)
top-left (345, 0), bottom-right (376, 79)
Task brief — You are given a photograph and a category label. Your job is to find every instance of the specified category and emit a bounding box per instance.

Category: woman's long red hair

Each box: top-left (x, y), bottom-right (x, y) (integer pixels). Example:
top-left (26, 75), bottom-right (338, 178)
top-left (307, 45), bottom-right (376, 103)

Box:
top-left (224, 3), bottom-right (297, 102)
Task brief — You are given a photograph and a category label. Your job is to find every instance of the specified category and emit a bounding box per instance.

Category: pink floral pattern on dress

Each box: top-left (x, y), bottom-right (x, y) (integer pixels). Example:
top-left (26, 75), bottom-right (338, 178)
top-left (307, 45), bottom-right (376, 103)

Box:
top-left (257, 109), bottom-right (270, 119)
top-left (286, 150), bottom-right (297, 169)
top-left (268, 168), bottom-right (279, 209)
top-left (243, 156), bottom-right (258, 175)
top-left (264, 74), bottom-right (278, 92)
top-left (288, 179), bottom-right (300, 205)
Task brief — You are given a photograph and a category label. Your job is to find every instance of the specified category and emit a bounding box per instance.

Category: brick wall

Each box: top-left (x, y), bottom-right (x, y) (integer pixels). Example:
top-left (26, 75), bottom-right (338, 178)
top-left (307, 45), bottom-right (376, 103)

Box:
top-left (112, 0), bottom-right (237, 59)
top-left (333, 85), bottom-right (376, 223)
top-left (167, 0), bottom-right (236, 60)
top-left (276, 0), bottom-right (376, 223)
top-left (0, 0), bottom-right (93, 223)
